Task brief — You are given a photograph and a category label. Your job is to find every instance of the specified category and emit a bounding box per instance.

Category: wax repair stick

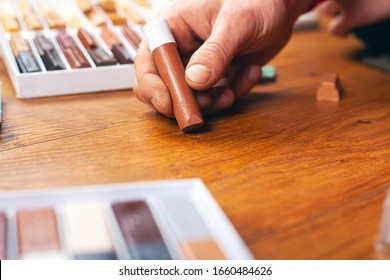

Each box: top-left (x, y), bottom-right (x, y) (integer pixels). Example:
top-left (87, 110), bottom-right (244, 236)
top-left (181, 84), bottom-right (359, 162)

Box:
top-left (143, 19), bottom-right (204, 132)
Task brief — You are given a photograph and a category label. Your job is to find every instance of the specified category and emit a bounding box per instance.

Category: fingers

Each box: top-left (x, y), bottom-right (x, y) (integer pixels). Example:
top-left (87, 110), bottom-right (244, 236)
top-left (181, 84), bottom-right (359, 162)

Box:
top-left (194, 64), bottom-right (261, 115)
top-left (185, 38), bottom-right (234, 91)
top-left (324, 1), bottom-right (388, 36)
top-left (196, 87), bottom-right (235, 115)
top-left (167, 15), bottom-right (202, 56)
top-left (328, 13), bottom-right (352, 36)
top-left (159, 1), bottom-right (212, 56)
top-left (184, 8), bottom-right (252, 91)
top-left (134, 39), bottom-right (235, 117)
top-left (316, 1), bottom-right (351, 36)
top-left (316, 1), bottom-right (342, 17)
top-left (231, 64), bottom-right (262, 99)
top-left (134, 20), bottom-right (290, 118)
top-left (134, 38), bottom-right (236, 118)
top-left (325, 0), bottom-right (390, 36)
top-left (134, 40), bottom-right (174, 117)
top-left (134, 0), bottom-right (291, 117)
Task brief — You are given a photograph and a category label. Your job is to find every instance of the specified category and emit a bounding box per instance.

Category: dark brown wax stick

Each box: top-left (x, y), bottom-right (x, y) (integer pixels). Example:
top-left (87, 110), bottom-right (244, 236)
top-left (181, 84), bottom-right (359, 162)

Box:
top-left (143, 19), bottom-right (204, 132)
top-left (100, 27), bottom-right (132, 64)
top-left (78, 28), bottom-right (117, 66)
top-left (34, 35), bottom-right (65, 71)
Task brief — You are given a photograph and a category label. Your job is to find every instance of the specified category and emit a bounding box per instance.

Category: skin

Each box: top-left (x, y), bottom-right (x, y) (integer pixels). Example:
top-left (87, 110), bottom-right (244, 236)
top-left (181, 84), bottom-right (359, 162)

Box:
top-left (134, 0), bottom-right (311, 117)
top-left (135, 0), bottom-right (390, 117)
top-left (317, 0), bottom-right (390, 35)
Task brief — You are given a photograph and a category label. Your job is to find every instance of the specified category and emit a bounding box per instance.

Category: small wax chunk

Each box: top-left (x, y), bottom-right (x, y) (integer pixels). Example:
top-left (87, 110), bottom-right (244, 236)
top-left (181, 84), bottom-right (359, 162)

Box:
top-left (316, 72), bottom-right (342, 102)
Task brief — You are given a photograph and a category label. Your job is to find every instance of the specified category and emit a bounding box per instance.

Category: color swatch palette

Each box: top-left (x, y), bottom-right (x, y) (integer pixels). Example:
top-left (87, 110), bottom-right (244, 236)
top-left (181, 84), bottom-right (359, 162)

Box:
top-left (0, 0), bottom-right (168, 98)
top-left (377, 188), bottom-right (390, 257)
top-left (0, 179), bottom-right (253, 260)
top-left (0, 0), bottom-right (165, 32)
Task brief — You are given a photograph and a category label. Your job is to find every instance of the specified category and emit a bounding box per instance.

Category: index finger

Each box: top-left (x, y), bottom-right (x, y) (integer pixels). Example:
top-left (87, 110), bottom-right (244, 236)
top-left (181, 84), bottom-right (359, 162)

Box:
top-left (134, 39), bottom-right (174, 117)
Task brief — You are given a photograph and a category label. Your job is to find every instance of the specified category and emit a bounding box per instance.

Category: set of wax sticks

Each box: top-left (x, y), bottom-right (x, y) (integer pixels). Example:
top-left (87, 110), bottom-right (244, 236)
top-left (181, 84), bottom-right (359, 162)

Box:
top-left (0, 180), bottom-right (253, 260)
top-left (0, 0), bottom-right (157, 32)
top-left (0, 0), bottom-right (162, 97)
top-left (8, 26), bottom-right (141, 73)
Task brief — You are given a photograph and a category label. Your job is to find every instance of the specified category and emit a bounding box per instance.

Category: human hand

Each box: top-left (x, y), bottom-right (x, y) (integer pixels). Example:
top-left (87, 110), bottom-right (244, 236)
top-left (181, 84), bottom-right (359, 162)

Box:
top-left (134, 0), bottom-right (311, 117)
top-left (317, 0), bottom-right (390, 35)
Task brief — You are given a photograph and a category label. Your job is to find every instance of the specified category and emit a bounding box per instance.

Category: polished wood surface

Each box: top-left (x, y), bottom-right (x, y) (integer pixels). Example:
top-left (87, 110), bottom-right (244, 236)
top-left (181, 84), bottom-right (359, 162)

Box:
top-left (0, 29), bottom-right (389, 259)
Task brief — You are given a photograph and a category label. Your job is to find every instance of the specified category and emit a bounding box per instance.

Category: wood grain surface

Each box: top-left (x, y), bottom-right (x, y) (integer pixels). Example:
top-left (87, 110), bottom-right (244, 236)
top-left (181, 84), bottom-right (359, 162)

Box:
top-left (0, 29), bottom-right (389, 259)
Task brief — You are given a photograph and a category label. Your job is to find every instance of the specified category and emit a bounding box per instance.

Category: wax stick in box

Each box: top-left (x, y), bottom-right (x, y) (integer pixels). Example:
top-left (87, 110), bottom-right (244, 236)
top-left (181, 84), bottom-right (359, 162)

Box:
top-left (34, 35), bottom-right (65, 71)
top-left (115, 0), bottom-right (145, 25)
top-left (56, 31), bottom-right (91, 69)
top-left (78, 28), bottom-right (118, 66)
top-left (76, 0), bottom-right (92, 12)
top-left (18, 0), bottom-right (42, 30)
top-left (0, 1), bottom-right (21, 32)
top-left (122, 25), bottom-right (141, 50)
top-left (100, 27), bottom-right (132, 64)
top-left (10, 35), bottom-right (41, 73)
top-left (85, 8), bottom-right (106, 27)
top-left (36, 0), bottom-right (66, 29)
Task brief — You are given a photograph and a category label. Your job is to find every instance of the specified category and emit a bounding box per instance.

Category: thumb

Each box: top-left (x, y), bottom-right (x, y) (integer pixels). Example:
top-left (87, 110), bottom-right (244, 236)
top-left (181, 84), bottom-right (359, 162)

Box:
top-left (185, 18), bottom-right (243, 91)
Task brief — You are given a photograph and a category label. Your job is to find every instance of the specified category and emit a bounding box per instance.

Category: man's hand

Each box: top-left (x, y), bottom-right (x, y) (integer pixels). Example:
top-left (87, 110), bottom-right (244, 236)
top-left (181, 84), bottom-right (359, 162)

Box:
top-left (134, 0), bottom-right (311, 117)
top-left (317, 0), bottom-right (390, 35)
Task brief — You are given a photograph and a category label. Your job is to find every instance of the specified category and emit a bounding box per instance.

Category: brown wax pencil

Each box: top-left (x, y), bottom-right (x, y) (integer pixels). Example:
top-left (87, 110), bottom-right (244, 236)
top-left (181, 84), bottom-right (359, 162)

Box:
top-left (143, 19), bottom-right (204, 132)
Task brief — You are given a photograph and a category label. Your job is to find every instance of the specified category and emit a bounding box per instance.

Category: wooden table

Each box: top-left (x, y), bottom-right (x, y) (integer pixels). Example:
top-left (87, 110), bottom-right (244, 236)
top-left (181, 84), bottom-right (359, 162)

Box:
top-left (1, 29), bottom-right (389, 260)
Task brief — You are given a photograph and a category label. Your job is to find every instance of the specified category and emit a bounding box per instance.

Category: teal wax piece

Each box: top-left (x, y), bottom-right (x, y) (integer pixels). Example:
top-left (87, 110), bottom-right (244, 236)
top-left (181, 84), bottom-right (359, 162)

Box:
top-left (261, 66), bottom-right (276, 81)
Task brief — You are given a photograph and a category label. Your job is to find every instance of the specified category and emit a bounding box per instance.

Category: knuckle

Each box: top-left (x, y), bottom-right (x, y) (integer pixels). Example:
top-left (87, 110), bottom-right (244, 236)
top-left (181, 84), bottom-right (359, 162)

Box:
top-left (201, 41), bottom-right (231, 74)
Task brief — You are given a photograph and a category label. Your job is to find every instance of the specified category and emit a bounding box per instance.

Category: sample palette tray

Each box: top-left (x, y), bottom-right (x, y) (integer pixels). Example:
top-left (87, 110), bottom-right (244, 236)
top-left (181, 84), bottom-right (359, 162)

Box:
top-left (0, 0), bottom-right (167, 98)
top-left (0, 179), bottom-right (253, 260)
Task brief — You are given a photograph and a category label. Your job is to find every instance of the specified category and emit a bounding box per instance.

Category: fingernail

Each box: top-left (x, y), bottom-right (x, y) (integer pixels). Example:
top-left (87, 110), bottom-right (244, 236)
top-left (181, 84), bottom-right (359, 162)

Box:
top-left (220, 92), bottom-right (232, 107)
top-left (195, 94), bottom-right (211, 110)
top-left (215, 88), bottom-right (234, 109)
top-left (248, 65), bottom-right (262, 82)
top-left (186, 64), bottom-right (211, 84)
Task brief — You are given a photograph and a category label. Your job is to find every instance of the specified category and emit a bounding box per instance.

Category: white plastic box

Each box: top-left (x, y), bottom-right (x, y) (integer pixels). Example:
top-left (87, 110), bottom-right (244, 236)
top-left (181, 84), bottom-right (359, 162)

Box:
top-left (0, 0), bottom-right (166, 98)
top-left (0, 178), bottom-right (253, 260)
